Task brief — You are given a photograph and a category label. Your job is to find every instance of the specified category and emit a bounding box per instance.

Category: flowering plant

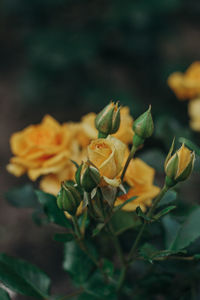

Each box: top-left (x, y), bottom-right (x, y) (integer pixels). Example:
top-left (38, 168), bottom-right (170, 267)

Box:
top-left (2, 102), bottom-right (200, 300)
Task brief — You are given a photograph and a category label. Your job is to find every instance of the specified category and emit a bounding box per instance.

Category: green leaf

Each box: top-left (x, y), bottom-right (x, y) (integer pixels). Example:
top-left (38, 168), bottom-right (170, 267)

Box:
top-left (157, 190), bottom-right (177, 207)
top-left (162, 214), bottom-right (181, 249)
top-left (113, 196), bottom-right (137, 212)
top-left (0, 254), bottom-right (51, 299)
top-left (179, 137), bottom-right (200, 156)
top-left (169, 206), bottom-right (200, 250)
top-left (5, 184), bottom-right (38, 208)
top-left (140, 243), bottom-right (186, 263)
top-left (63, 241), bottom-right (97, 284)
top-left (0, 287), bottom-right (11, 300)
top-left (139, 243), bottom-right (158, 263)
top-left (154, 205), bottom-right (176, 220)
top-left (136, 207), bottom-right (153, 222)
top-left (71, 160), bottom-right (80, 169)
top-left (53, 233), bottom-right (74, 243)
top-left (194, 254), bottom-right (200, 260)
top-left (35, 190), bottom-right (71, 228)
top-left (110, 210), bottom-right (141, 235)
top-left (83, 271), bottom-right (117, 299)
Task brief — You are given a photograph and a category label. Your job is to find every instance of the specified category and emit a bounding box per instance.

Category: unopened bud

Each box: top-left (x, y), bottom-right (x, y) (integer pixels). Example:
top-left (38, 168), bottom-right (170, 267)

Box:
top-left (57, 182), bottom-right (81, 216)
top-left (95, 102), bottom-right (120, 136)
top-left (75, 161), bottom-right (100, 192)
top-left (165, 140), bottom-right (195, 187)
top-left (132, 106), bottom-right (154, 147)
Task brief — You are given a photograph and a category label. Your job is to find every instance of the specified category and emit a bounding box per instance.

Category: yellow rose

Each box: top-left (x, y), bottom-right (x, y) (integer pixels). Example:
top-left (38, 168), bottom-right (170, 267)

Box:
top-left (76, 113), bottom-right (97, 147)
top-left (112, 107), bottom-right (134, 144)
top-left (75, 107), bottom-right (134, 147)
top-left (7, 115), bottom-right (80, 181)
top-left (39, 160), bottom-right (76, 195)
top-left (165, 144), bottom-right (195, 183)
top-left (168, 62), bottom-right (200, 100)
top-left (188, 98), bottom-right (200, 131)
top-left (115, 158), bottom-right (160, 212)
top-left (87, 135), bottom-right (126, 187)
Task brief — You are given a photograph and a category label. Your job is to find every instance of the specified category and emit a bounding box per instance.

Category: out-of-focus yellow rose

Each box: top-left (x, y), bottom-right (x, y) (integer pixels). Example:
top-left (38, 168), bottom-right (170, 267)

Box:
top-left (112, 107), bottom-right (134, 144)
top-left (87, 135), bottom-right (126, 187)
top-left (7, 115), bottom-right (80, 181)
top-left (76, 113), bottom-right (97, 147)
top-left (39, 162), bottom-right (76, 195)
top-left (115, 158), bottom-right (160, 212)
top-left (168, 62), bottom-right (200, 100)
top-left (188, 98), bottom-right (200, 131)
top-left (39, 161), bottom-right (84, 219)
top-left (75, 107), bottom-right (134, 147)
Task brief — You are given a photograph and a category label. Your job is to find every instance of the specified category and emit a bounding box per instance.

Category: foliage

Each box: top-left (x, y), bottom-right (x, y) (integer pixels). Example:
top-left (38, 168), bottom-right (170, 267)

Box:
top-left (3, 99), bottom-right (200, 300)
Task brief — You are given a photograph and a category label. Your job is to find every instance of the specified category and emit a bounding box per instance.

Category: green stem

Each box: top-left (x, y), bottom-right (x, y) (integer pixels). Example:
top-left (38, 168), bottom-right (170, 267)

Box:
top-left (127, 184), bottom-right (169, 263)
top-left (147, 184), bottom-right (169, 218)
top-left (86, 192), bottom-right (96, 217)
top-left (71, 215), bottom-right (81, 238)
top-left (154, 255), bottom-right (196, 261)
top-left (105, 215), bottom-right (127, 292)
top-left (72, 216), bottom-right (101, 270)
top-left (116, 185), bottom-right (169, 291)
top-left (108, 222), bottom-right (125, 266)
top-left (98, 132), bottom-right (108, 138)
top-left (121, 145), bottom-right (137, 181)
top-left (117, 265), bottom-right (128, 292)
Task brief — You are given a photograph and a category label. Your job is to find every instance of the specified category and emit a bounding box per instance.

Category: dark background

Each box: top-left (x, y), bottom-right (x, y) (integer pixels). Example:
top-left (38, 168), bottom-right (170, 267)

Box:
top-left (1, 0), bottom-right (200, 298)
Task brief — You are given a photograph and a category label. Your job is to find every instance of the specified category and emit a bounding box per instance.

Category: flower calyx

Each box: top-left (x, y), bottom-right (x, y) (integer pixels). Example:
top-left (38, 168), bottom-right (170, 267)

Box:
top-left (165, 139), bottom-right (195, 187)
top-left (132, 105), bottom-right (154, 148)
top-left (57, 181), bottom-right (82, 216)
top-left (75, 161), bottom-right (100, 192)
top-left (95, 102), bottom-right (120, 137)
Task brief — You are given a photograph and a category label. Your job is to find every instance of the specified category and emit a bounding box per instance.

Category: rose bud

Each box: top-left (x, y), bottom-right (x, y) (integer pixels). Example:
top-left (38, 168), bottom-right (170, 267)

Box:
top-left (165, 141), bottom-right (195, 187)
top-left (57, 182), bottom-right (82, 215)
top-left (132, 106), bottom-right (154, 148)
top-left (75, 161), bottom-right (100, 192)
top-left (95, 102), bottom-right (120, 137)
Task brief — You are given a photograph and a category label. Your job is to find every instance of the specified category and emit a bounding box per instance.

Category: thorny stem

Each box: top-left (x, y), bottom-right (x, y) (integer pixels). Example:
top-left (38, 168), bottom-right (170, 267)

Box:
top-left (121, 145), bottom-right (137, 181)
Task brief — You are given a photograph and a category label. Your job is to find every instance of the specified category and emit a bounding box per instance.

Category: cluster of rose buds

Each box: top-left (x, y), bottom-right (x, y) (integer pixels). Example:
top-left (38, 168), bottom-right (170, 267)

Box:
top-left (56, 102), bottom-right (195, 216)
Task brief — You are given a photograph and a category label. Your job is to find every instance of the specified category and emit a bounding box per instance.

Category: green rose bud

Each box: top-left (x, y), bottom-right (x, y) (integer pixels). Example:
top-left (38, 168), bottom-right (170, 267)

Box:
top-left (165, 140), bottom-right (195, 187)
top-left (75, 161), bottom-right (100, 192)
top-left (57, 182), bottom-right (82, 216)
top-left (132, 106), bottom-right (154, 147)
top-left (95, 102), bottom-right (120, 137)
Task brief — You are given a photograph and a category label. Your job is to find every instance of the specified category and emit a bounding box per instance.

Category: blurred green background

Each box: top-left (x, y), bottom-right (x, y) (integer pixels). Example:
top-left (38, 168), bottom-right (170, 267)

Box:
top-left (1, 0), bottom-right (200, 298)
